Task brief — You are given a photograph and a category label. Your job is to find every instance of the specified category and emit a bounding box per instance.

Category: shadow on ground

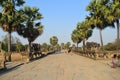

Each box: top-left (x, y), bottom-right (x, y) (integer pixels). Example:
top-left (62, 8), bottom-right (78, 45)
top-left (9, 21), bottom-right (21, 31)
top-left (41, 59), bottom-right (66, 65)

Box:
top-left (0, 51), bottom-right (62, 76)
top-left (30, 50), bottom-right (62, 63)
top-left (0, 63), bottom-right (24, 76)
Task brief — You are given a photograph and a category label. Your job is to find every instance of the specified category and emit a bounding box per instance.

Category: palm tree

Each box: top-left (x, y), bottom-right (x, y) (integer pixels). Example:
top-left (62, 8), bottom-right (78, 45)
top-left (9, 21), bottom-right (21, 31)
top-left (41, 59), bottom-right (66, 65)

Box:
top-left (110, 0), bottom-right (120, 40)
top-left (17, 6), bottom-right (43, 59)
top-left (71, 29), bottom-right (82, 50)
top-left (101, 0), bottom-right (120, 51)
top-left (50, 36), bottom-right (58, 50)
top-left (0, 0), bottom-right (25, 61)
top-left (86, 0), bottom-right (114, 47)
top-left (77, 21), bottom-right (93, 51)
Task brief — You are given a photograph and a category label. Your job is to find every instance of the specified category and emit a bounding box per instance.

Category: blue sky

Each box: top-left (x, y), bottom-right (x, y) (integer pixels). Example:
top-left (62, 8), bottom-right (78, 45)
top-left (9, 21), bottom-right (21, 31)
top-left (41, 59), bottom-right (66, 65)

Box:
top-left (0, 0), bottom-right (117, 46)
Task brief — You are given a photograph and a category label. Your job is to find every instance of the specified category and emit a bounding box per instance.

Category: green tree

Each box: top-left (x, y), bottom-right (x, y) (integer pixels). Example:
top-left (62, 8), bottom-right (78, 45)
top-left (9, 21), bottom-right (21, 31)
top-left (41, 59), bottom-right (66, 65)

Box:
top-left (105, 0), bottom-right (120, 50)
top-left (1, 35), bottom-right (24, 52)
top-left (71, 29), bottom-right (82, 50)
top-left (41, 43), bottom-right (48, 52)
top-left (110, 0), bottom-right (120, 40)
top-left (15, 38), bottom-right (24, 52)
top-left (86, 0), bottom-right (114, 47)
top-left (65, 42), bottom-right (71, 49)
top-left (103, 43), bottom-right (116, 51)
top-left (0, 0), bottom-right (25, 61)
top-left (71, 44), bottom-right (76, 51)
top-left (50, 36), bottom-right (58, 48)
top-left (76, 21), bottom-right (93, 51)
top-left (17, 6), bottom-right (43, 59)
top-left (56, 44), bottom-right (61, 50)
top-left (86, 42), bottom-right (100, 50)
top-left (0, 0), bottom-right (25, 52)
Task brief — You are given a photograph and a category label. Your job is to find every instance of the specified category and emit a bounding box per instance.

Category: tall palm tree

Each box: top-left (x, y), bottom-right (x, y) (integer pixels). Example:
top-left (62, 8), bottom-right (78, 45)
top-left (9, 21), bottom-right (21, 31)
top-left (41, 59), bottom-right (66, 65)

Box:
top-left (108, 0), bottom-right (120, 50)
top-left (17, 6), bottom-right (43, 59)
top-left (102, 0), bottom-right (120, 50)
top-left (86, 0), bottom-right (114, 47)
top-left (0, 0), bottom-right (25, 61)
top-left (77, 21), bottom-right (93, 51)
top-left (71, 29), bottom-right (82, 50)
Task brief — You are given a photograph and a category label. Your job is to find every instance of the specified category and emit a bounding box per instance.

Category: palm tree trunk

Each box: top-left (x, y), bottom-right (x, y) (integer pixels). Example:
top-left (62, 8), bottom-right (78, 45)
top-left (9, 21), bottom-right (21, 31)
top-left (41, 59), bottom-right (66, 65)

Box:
top-left (99, 29), bottom-right (103, 46)
top-left (8, 32), bottom-right (11, 52)
top-left (28, 41), bottom-right (32, 59)
top-left (83, 39), bottom-right (86, 52)
top-left (8, 32), bottom-right (11, 61)
top-left (116, 20), bottom-right (119, 40)
top-left (116, 20), bottom-right (119, 51)
top-left (76, 43), bottom-right (78, 52)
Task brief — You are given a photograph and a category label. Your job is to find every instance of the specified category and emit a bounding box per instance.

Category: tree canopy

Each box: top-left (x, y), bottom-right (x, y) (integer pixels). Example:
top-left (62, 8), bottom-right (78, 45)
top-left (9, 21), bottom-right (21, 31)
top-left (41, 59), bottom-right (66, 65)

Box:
top-left (50, 36), bottom-right (58, 47)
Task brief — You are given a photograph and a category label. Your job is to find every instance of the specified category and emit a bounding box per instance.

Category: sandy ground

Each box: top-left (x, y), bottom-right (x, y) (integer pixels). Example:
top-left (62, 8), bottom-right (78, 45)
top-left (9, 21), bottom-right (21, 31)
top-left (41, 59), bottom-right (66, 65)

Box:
top-left (0, 51), bottom-right (120, 80)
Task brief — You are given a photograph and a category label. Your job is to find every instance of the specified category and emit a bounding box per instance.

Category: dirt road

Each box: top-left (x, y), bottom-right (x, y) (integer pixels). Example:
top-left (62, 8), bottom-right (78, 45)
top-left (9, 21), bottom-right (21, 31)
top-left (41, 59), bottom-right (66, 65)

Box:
top-left (0, 52), bottom-right (120, 80)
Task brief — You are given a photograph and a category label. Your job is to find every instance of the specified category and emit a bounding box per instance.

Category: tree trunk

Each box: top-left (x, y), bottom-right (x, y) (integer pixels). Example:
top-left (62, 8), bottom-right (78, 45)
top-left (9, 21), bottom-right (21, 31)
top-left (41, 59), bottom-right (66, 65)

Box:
top-left (8, 32), bottom-right (11, 61)
top-left (99, 29), bottom-right (103, 47)
top-left (76, 43), bottom-right (78, 52)
top-left (83, 39), bottom-right (86, 52)
top-left (28, 41), bottom-right (32, 59)
top-left (116, 20), bottom-right (119, 51)
top-left (116, 20), bottom-right (119, 40)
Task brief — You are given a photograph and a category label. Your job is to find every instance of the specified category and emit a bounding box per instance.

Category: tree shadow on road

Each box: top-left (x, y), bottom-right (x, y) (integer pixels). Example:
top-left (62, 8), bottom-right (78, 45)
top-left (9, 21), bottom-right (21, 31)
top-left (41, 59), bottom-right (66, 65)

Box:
top-left (0, 51), bottom-right (62, 76)
top-left (30, 50), bottom-right (62, 63)
top-left (0, 63), bottom-right (24, 76)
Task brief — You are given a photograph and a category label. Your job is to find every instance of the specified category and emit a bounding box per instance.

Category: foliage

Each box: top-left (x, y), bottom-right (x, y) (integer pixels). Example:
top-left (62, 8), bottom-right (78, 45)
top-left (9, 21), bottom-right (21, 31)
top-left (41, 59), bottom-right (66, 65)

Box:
top-left (17, 6), bottom-right (43, 44)
top-left (65, 42), bottom-right (71, 49)
top-left (103, 39), bottom-right (120, 51)
top-left (0, 0), bottom-right (25, 53)
top-left (103, 43), bottom-right (116, 51)
top-left (41, 43), bottom-right (48, 52)
top-left (50, 36), bottom-right (58, 47)
top-left (86, 42), bottom-right (100, 48)
top-left (2, 42), bottom-right (8, 52)
top-left (71, 20), bottom-right (93, 52)
top-left (1, 35), bottom-right (25, 52)
top-left (77, 21), bottom-right (93, 50)
top-left (110, 0), bottom-right (120, 39)
top-left (47, 45), bottom-right (53, 51)
top-left (77, 22), bottom-right (93, 40)
top-left (56, 44), bottom-right (61, 50)
top-left (71, 29), bottom-right (82, 45)
top-left (16, 6), bottom-right (43, 59)
top-left (71, 44), bottom-right (76, 51)
top-left (15, 38), bottom-right (25, 52)
top-left (86, 0), bottom-right (115, 46)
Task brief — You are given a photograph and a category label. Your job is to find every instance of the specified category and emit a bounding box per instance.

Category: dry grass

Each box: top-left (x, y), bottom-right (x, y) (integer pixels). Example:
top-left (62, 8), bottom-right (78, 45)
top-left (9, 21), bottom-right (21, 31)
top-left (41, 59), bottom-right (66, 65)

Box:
top-left (11, 52), bottom-right (28, 62)
top-left (11, 53), bottom-right (22, 61)
top-left (0, 53), bottom-right (4, 61)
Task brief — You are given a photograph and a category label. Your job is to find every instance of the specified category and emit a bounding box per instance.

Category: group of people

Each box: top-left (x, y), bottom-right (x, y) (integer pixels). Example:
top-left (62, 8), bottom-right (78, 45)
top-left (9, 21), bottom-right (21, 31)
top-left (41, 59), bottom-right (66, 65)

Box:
top-left (110, 54), bottom-right (120, 68)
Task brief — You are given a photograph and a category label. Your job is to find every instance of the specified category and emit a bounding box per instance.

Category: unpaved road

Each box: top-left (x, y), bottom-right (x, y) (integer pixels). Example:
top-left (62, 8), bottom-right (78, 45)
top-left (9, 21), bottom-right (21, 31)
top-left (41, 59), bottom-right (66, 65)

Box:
top-left (0, 52), bottom-right (120, 80)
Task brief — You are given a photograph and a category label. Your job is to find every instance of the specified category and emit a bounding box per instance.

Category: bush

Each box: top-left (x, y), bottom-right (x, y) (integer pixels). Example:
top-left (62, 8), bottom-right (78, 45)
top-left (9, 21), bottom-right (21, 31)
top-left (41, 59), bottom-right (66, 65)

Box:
top-left (103, 43), bottom-right (116, 51)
